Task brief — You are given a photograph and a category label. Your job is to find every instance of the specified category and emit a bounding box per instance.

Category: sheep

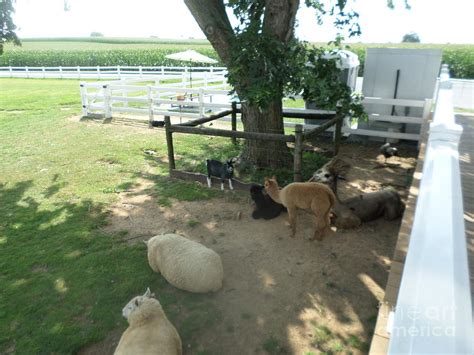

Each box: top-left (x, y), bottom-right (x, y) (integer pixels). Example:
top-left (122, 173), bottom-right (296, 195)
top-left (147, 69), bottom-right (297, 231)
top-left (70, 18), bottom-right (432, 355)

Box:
top-left (145, 234), bottom-right (223, 293)
top-left (115, 288), bottom-right (182, 355)
top-left (250, 183), bottom-right (286, 220)
top-left (206, 157), bottom-right (238, 190)
top-left (264, 176), bottom-right (336, 241)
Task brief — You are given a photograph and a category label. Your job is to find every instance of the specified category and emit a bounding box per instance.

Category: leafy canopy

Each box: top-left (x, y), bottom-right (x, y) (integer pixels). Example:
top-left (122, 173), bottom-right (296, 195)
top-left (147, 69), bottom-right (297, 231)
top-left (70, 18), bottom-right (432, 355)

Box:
top-left (225, 0), bottom-right (372, 118)
top-left (0, 0), bottom-right (21, 55)
top-left (402, 32), bottom-right (420, 43)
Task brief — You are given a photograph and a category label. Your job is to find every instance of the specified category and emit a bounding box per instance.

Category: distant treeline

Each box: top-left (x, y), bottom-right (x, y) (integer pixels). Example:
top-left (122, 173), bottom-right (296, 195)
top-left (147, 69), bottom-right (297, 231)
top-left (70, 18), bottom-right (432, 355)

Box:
top-left (1, 38), bottom-right (473, 79)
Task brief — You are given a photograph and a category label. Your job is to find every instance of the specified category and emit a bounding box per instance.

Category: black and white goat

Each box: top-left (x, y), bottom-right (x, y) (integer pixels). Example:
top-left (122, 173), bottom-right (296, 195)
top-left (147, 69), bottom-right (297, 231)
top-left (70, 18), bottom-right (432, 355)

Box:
top-left (206, 158), bottom-right (238, 190)
top-left (380, 142), bottom-right (399, 162)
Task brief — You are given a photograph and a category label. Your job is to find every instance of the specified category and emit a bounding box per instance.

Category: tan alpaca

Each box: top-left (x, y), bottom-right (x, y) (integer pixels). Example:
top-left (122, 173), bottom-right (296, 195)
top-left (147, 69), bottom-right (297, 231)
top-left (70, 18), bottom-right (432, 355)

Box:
top-left (264, 176), bottom-right (336, 241)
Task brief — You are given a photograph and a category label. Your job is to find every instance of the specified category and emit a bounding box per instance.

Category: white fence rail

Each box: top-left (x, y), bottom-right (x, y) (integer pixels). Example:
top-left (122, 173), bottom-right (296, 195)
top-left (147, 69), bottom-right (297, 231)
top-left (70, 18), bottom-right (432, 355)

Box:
top-left (0, 65), bottom-right (227, 80)
top-left (387, 65), bottom-right (473, 354)
top-left (80, 77), bottom-right (431, 141)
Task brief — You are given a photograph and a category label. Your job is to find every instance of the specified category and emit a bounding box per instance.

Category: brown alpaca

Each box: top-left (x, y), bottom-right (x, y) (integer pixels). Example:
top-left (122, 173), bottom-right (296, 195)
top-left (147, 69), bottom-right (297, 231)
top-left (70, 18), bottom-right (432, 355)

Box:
top-left (264, 176), bottom-right (336, 241)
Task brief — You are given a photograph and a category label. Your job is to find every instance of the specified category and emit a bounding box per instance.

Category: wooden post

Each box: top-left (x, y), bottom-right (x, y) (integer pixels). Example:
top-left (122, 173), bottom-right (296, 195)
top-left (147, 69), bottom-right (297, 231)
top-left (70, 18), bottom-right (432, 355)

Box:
top-left (231, 102), bottom-right (237, 145)
top-left (164, 116), bottom-right (176, 172)
top-left (294, 124), bottom-right (303, 182)
top-left (334, 113), bottom-right (343, 156)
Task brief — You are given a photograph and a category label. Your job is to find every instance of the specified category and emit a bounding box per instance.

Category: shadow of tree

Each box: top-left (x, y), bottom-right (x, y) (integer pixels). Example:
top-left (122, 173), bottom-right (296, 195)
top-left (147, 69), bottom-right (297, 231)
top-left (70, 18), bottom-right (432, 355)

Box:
top-left (0, 179), bottom-right (220, 355)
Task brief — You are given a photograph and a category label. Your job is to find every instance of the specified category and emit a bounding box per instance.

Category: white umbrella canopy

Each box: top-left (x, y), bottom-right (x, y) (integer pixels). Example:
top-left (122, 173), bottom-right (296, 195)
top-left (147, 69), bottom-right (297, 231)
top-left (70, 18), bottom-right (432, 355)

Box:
top-left (165, 49), bottom-right (218, 64)
top-left (165, 50), bottom-right (218, 90)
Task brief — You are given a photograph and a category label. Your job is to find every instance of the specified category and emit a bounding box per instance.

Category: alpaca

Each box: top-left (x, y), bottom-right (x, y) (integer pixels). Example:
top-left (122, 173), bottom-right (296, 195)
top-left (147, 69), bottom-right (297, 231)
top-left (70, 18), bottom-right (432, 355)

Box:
top-left (264, 176), bottom-right (336, 241)
top-left (249, 184), bottom-right (286, 220)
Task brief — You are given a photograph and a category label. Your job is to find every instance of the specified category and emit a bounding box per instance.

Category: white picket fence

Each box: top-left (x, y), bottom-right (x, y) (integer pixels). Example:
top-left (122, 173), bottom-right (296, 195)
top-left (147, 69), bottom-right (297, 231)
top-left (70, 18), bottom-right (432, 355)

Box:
top-left (80, 76), bottom-right (431, 142)
top-left (0, 65), bottom-right (227, 80)
top-left (387, 65), bottom-right (473, 354)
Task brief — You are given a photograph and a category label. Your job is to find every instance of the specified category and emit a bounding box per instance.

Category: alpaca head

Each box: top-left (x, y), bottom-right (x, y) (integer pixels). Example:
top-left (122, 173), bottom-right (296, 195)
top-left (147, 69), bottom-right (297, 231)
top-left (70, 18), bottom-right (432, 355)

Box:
top-left (263, 176), bottom-right (279, 192)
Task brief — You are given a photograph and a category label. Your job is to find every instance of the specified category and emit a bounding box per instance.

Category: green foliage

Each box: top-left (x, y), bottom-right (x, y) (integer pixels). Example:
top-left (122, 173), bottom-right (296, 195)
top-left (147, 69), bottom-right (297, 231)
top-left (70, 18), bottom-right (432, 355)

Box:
top-left (300, 46), bottom-right (366, 120)
top-left (0, 47), bottom-right (220, 67)
top-left (3, 39), bottom-right (474, 79)
top-left (402, 32), bottom-right (421, 43)
top-left (0, 0), bottom-right (21, 54)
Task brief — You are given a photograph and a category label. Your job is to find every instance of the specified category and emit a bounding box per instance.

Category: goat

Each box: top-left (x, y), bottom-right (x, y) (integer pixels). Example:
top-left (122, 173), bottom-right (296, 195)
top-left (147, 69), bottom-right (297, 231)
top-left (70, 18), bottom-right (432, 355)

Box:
top-left (380, 142), bottom-right (399, 163)
top-left (206, 158), bottom-right (237, 190)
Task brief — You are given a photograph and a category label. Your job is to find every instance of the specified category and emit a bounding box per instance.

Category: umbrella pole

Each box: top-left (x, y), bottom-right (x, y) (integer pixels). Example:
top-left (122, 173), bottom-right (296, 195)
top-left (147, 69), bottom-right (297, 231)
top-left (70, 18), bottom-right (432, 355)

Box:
top-left (189, 67), bottom-right (193, 101)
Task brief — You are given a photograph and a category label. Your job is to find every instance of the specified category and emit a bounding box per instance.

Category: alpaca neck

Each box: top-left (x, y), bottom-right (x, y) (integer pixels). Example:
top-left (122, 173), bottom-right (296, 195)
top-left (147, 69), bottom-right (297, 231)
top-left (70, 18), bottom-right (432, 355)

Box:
top-left (266, 186), bottom-right (282, 204)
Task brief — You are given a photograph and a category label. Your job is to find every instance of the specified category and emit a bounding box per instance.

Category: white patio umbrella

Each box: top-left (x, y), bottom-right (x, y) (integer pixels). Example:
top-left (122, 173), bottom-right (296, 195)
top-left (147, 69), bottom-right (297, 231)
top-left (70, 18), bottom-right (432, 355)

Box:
top-left (165, 49), bottom-right (218, 88)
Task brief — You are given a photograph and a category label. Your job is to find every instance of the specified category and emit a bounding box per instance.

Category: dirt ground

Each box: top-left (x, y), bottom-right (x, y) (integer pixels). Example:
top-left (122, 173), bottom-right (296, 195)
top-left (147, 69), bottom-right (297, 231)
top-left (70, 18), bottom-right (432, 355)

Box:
top-left (80, 131), bottom-right (418, 355)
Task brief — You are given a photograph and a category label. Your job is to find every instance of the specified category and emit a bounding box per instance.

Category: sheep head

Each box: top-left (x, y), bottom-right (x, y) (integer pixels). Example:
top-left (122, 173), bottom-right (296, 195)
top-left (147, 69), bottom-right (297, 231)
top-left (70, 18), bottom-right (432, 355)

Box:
top-left (122, 288), bottom-right (157, 320)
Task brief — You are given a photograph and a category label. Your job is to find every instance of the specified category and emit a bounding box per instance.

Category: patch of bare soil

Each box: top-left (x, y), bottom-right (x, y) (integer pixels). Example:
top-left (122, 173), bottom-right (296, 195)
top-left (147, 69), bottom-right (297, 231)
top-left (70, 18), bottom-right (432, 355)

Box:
top-left (81, 140), bottom-right (417, 355)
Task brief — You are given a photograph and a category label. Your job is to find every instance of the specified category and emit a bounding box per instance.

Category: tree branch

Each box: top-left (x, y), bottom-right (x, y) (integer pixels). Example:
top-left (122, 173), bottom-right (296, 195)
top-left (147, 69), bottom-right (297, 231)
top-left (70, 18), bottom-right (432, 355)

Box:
top-left (184, 0), bottom-right (236, 65)
top-left (263, 0), bottom-right (300, 43)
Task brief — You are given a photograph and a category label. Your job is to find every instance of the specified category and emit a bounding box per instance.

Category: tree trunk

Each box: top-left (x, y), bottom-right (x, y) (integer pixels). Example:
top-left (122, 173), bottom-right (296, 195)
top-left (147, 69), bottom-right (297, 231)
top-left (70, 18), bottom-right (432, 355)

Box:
top-left (240, 99), bottom-right (292, 168)
top-left (184, 0), bottom-right (298, 168)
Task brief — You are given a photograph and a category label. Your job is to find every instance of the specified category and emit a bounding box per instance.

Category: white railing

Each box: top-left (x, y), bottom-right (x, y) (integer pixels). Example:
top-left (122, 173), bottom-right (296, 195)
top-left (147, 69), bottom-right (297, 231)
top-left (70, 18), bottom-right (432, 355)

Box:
top-left (388, 65), bottom-right (473, 353)
top-left (80, 75), bottom-right (231, 124)
top-left (0, 65), bottom-right (227, 80)
top-left (80, 77), bottom-right (431, 141)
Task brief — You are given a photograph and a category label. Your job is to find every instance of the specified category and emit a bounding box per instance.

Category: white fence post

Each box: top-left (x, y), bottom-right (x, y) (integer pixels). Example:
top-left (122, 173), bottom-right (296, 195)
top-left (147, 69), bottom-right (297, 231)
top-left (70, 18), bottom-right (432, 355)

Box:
top-left (25, 66), bottom-right (29, 78)
top-left (77, 66), bottom-right (81, 79)
top-left (147, 85), bottom-right (154, 128)
top-left (139, 66), bottom-right (143, 78)
top-left (79, 82), bottom-right (88, 117)
top-left (103, 84), bottom-right (112, 119)
top-left (59, 66), bottom-right (63, 79)
top-left (117, 65), bottom-right (121, 79)
top-left (198, 88), bottom-right (205, 117)
top-left (97, 66), bottom-right (101, 79)
top-left (387, 64), bottom-right (473, 355)
top-left (42, 67), bottom-right (46, 79)
top-left (9, 66), bottom-right (12, 78)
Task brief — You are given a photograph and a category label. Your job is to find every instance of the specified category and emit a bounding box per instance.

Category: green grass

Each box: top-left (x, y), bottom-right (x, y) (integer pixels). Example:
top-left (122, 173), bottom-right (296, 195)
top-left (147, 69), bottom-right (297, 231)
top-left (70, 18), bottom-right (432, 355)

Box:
top-left (0, 77), bottom-right (329, 354)
top-left (309, 322), bottom-right (371, 354)
top-left (0, 78), bottom-right (225, 354)
top-left (262, 336), bottom-right (285, 354)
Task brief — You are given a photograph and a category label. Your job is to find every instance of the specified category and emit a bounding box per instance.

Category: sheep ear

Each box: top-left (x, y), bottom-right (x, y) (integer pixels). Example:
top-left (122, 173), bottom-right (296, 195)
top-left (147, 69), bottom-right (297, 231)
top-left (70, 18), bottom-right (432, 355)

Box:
top-left (134, 299), bottom-right (139, 306)
top-left (144, 288), bottom-right (152, 298)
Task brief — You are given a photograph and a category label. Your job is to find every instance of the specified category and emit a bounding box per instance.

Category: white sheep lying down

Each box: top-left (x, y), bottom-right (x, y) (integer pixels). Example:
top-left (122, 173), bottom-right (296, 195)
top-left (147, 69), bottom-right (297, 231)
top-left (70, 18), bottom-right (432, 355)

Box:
top-left (146, 234), bottom-right (224, 293)
top-left (115, 288), bottom-right (182, 355)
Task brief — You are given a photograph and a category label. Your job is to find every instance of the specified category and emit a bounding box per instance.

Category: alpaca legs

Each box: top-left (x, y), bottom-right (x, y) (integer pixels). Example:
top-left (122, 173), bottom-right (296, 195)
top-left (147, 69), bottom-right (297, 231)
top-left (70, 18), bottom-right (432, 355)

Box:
top-left (287, 207), bottom-right (297, 238)
top-left (310, 199), bottom-right (330, 241)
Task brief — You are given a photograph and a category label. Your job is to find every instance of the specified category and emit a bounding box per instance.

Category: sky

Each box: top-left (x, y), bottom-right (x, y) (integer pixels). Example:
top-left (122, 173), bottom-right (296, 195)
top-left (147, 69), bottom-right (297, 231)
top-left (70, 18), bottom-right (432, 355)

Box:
top-left (12, 0), bottom-right (474, 44)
